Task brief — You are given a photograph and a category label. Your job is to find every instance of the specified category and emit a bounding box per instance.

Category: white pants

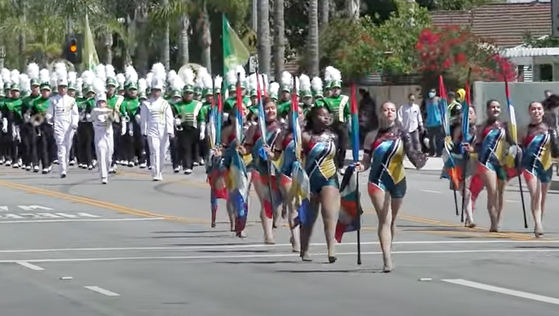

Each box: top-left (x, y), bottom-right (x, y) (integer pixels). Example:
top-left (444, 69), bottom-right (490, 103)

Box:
top-left (95, 131), bottom-right (114, 180)
top-left (148, 135), bottom-right (168, 179)
top-left (55, 127), bottom-right (75, 174)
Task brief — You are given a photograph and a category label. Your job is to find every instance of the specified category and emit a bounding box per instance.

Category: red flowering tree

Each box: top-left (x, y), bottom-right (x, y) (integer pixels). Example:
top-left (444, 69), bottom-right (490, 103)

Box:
top-left (416, 26), bottom-right (517, 84)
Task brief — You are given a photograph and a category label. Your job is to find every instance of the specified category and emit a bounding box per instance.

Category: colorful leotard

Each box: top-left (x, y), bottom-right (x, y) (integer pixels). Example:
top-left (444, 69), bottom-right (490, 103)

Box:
top-left (476, 120), bottom-right (511, 180)
top-left (366, 125), bottom-right (427, 198)
top-left (442, 124), bottom-right (478, 188)
top-left (277, 133), bottom-right (297, 178)
top-left (304, 130), bottom-right (339, 195)
top-left (521, 122), bottom-right (554, 183)
top-left (251, 122), bottom-right (281, 176)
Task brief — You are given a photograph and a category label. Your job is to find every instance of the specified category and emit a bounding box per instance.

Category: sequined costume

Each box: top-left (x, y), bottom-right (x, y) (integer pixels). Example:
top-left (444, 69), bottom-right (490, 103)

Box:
top-left (304, 130), bottom-right (339, 195)
top-left (366, 125), bottom-right (427, 198)
top-left (475, 120), bottom-right (513, 181)
top-left (521, 122), bottom-right (558, 183)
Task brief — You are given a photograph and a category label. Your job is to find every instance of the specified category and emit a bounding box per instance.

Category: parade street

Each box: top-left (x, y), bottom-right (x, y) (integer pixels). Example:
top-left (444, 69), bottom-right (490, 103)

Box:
top-left (0, 163), bottom-right (558, 316)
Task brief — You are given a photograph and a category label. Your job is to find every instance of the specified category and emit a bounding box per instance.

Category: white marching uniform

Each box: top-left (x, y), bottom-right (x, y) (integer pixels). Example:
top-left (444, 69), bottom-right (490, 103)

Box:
top-left (47, 94), bottom-right (79, 175)
top-left (90, 107), bottom-right (116, 182)
top-left (141, 96), bottom-right (174, 180)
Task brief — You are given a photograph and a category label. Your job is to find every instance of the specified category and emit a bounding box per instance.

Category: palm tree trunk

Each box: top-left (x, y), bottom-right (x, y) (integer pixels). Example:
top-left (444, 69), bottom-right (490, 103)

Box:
top-left (273, 0), bottom-right (285, 78)
top-left (104, 31), bottom-right (113, 65)
top-left (319, 0), bottom-right (329, 28)
top-left (346, 0), bottom-right (360, 19)
top-left (308, 0), bottom-right (319, 76)
top-left (179, 15), bottom-right (190, 65)
top-left (161, 0), bottom-right (171, 70)
top-left (199, 1), bottom-right (211, 72)
top-left (135, 7), bottom-right (150, 76)
top-left (257, 0), bottom-right (271, 75)
top-left (19, 10), bottom-right (27, 69)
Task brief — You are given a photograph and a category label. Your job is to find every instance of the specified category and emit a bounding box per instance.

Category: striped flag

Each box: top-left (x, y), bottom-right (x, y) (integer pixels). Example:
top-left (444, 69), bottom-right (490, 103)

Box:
top-left (439, 76), bottom-right (460, 189)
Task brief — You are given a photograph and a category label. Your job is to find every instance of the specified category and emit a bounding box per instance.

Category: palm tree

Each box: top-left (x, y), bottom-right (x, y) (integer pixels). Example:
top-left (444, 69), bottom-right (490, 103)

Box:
top-left (308, 0), bottom-right (319, 76)
top-left (257, 0), bottom-right (271, 75)
top-left (273, 0), bottom-right (285, 78)
top-left (196, 0), bottom-right (211, 72)
top-left (319, 0), bottom-right (329, 28)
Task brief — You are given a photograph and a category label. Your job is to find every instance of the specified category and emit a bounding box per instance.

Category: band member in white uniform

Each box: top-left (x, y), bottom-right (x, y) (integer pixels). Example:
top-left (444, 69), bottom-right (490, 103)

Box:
top-left (141, 68), bottom-right (175, 181)
top-left (90, 78), bottom-right (119, 184)
top-left (46, 66), bottom-right (79, 178)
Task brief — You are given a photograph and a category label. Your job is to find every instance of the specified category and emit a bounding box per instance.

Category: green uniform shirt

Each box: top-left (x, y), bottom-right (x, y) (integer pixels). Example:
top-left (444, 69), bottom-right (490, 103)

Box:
top-left (120, 97), bottom-right (141, 118)
top-left (107, 94), bottom-right (125, 114)
top-left (322, 95), bottom-right (350, 123)
top-left (201, 102), bottom-right (213, 122)
top-left (5, 98), bottom-right (23, 123)
top-left (277, 101), bottom-right (292, 117)
top-left (173, 99), bottom-right (206, 128)
top-left (223, 96), bottom-right (250, 113)
top-left (31, 97), bottom-right (50, 114)
top-left (22, 94), bottom-right (40, 115)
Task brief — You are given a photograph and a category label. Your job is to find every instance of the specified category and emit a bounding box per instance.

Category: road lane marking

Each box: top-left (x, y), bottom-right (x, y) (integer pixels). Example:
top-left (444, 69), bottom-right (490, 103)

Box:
top-left (441, 279), bottom-right (559, 306)
top-left (0, 239), bottom-right (557, 254)
top-left (16, 261), bottom-right (45, 271)
top-left (3, 248), bottom-right (559, 263)
top-left (84, 286), bottom-right (120, 297)
top-left (421, 189), bottom-right (442, 194)
top-left (0, 173), bottom-right (541, 241)
top-left (0, 217), bottom-right (165, 224)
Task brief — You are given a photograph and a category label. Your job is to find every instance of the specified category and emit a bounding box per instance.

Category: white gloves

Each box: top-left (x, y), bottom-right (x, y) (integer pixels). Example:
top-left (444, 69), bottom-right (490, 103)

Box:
top-left (98, 114), bottom-right (107, 123)
top-left (135, 114), bottom-right (141, 124)
top-left (199, 123), bottom-right (206, 140)
top-left (175, 118), bottom-right (181, 127)
top-left (86, 113), bottom-right (91, 122)
top-left (121, 121), bottom-right (127, 136)
top-left (2, 118), bottom-right (7, 133)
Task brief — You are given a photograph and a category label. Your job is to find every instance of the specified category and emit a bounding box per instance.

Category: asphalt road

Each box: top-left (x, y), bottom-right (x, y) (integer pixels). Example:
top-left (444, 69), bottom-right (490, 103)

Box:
top-left (0, 161), bottom-right (559, 316)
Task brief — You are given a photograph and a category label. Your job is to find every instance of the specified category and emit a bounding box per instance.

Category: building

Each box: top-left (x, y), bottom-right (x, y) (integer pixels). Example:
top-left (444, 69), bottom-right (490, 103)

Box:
top-left (431, 1), bottom-right (554, 82)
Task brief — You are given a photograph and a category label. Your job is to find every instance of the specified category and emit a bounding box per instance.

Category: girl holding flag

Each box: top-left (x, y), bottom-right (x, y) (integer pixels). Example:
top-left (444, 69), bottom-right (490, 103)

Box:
top-left (519, 101), bottom-right (559, 237)
top-left (356, 101), bottom-right (427, 273)
top-left (463, 100), bottom-right (518, 233)
top-left (299, 106), bottom-right (341, 263)
top-left (241, 96), bottom-right (282, 244)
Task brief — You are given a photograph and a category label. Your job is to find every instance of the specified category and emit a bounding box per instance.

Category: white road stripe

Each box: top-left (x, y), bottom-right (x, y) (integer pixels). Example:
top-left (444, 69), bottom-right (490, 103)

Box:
top-left (0, 217), bottom-right (165, 224)
top-left (84, 286), bottom-right (120, 297)
top-left (2, 248), bottom-right (559, 264)
top-left (16, 261), bottom-right (45, 271)
top-left (421, 189), bottom-right (442, 194)
top-left (441, 279), bottom-right (559, 306)
top-left (0, 240), bottom-right (556, 254)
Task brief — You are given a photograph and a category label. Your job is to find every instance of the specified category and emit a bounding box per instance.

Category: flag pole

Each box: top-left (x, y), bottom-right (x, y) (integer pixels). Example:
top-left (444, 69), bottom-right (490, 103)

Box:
top-left (350, 82), bottom-right (362, 265)
top-left (460, 68), bottom-right (472, 223)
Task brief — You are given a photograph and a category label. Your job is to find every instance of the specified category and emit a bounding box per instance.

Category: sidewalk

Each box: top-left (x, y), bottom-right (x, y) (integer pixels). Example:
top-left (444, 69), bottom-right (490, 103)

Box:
top-left (345, 150), bottom-right (444, 171)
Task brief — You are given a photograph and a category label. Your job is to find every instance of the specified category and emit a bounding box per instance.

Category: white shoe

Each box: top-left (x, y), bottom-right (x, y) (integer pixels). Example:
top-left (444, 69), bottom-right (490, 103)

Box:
top-left (128, 161), bottom-right (135, 167)
top-left (174, 167), bottom-right (180, 173)
top-left (42, 168), bottom-right (48, 174)
top-left (69, 159), bottom-right (76, 166)
top-left (5, 160), bottom-right (11, 166)
top-left (88, 165), bottom-right (93, 170)
top-left (92, 159), bottom-right (97, 167)
top-left (102, 177), bottom-right (108, 184)
top-left (12, 162), bottom-right (19, 168)
top-left (139, 162), bottom-right (147, 169)
top-left (26, 165), bottom-right (31, 171)
top-left (184, 169), bottom-right (192, 175)
top-left (53, 159), bottom-right (59, 165)
top-left (199, 160), bottom-right (205, 166)
top-left (193, 162), bottom-right (199, 167)
top-left (33, 166), bottom-right (40, 172)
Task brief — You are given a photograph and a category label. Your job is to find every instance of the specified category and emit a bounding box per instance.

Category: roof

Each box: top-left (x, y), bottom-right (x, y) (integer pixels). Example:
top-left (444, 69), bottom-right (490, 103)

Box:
top-left (503, 47), bottom-right (559, 58)
top-left (431, 2), bottom-right (551, 48)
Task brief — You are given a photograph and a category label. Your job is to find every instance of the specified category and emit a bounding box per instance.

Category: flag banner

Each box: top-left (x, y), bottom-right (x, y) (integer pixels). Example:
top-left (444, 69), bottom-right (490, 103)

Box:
top-left (438, 75), bottom-right (460, 189)
top-left (83, 13), bottom-right (99, 71)
top-left (504, 80), bottom-right (520, 179)
top-left (222, 15), bottom-right (250, 75)
top-left (224, 144), bottom-right (249, 233)
top-left (335, 165), bottom-right (363, 242)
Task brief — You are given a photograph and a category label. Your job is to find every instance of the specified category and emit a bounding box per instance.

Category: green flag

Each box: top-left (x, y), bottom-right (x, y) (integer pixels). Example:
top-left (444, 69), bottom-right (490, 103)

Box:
top-left (222, 14), bottom-right (249, 76)
top-left (83, 13), bottom-right (99, 71)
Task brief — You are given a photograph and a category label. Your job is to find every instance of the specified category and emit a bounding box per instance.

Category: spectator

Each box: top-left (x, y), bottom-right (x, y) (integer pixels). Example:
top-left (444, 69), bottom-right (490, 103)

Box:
top-left (425, 88), bottom-right (444, 157)
top-left (397, 93), bottom-right (423, 152)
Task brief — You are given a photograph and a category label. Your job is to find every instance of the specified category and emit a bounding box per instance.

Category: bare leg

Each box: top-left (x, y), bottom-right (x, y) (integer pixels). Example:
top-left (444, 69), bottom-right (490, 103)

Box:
top-left (369, 187), bottom-right (392, 272)
top-left (523, 172), bottom-right (543, 237)
top-left (254, 176), bottom-right (274, 244)
top-left (300, 196), bottom-right (319, 261)
top-left (478, 167), bottom-right (499, 232)
top-left (319, 186), bottom-right (341, 262)
top-left (281, 181), bottom-right (300, 252)
top-left (496, 179), bottom-right (506, 225)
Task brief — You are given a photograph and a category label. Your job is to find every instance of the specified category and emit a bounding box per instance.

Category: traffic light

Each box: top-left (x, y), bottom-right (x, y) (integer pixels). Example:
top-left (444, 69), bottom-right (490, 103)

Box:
top-left (63, 37), bottom-right (81, 64)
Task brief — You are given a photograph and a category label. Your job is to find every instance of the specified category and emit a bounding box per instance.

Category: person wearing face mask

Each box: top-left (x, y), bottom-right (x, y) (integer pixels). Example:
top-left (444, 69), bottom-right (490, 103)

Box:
top-left (519, 101), bottom-right (559, 237)
top-left (463, 100), bottom-right (518, 232)
top-left (424, 88), bottom-right (444, 157)
top-left (356, 101), bottom-right (427, 272)
top-left (397, 93), bottom-right (423, 152)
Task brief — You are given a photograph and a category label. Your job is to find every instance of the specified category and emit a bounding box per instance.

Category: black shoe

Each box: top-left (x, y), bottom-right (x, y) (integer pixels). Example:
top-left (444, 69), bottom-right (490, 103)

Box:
top-left (61, 173), bottom-right (66, 178)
